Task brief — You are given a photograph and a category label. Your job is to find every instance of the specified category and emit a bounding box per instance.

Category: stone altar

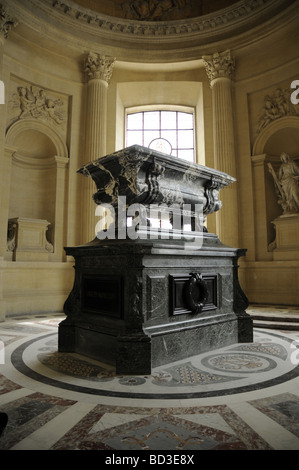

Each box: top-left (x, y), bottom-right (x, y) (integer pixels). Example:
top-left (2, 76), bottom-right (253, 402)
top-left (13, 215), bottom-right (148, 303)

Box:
top-left (58, 145), bottom-right (253, 374)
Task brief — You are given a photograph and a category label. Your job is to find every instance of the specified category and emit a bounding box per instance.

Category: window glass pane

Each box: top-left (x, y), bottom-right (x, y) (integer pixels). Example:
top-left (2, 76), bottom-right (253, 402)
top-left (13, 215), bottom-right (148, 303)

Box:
top-left (144, 130), bottom-right (160, 147)
top-left (161, 130), bottom-right (177, 149)
top-left (178, 112), bottom-right (193, 129)
top-left (126, 130), bottom-right (143, 147)
top-left (126, 110), bottom-right (195, 163)
top-left (161, 111), bottom-right (177, 130)
top-left (127, 112), bottom-right (143, 130)
top-left (178, 130), bottom-right (194, 149)
top-left (144, 111), bottom-right (160, 130)
top-left (178, 149), bottom-right (194, 162)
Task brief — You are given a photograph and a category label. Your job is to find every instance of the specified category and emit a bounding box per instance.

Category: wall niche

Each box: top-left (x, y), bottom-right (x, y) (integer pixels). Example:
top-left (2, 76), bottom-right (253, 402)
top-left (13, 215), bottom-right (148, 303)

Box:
top-left (5, 119), bottom-right (69, 262)
top-left (251, 116), bottom-right (299, 260)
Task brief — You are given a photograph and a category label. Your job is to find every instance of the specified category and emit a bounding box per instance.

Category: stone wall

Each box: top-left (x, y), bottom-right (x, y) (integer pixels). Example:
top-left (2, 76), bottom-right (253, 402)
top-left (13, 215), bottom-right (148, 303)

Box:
top-left (0, 0), bottom-right (298, 319)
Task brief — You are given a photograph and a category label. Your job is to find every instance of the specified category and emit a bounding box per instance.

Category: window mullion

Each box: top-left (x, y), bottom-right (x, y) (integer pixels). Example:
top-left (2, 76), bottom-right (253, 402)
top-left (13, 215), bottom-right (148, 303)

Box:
top-left (159, 110), bottom-right (161, 139)
top-left (176, 112), bottom-right (178, 155)
top-left (126, 109), bottom-right (194, 162)
top-left (142, 112), bottom-right (144, 147)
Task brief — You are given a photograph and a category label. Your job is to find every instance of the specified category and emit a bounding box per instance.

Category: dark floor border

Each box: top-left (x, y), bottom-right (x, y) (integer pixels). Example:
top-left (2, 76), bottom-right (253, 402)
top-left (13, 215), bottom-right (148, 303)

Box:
top-left (10, 330), bottom-right (299, 400)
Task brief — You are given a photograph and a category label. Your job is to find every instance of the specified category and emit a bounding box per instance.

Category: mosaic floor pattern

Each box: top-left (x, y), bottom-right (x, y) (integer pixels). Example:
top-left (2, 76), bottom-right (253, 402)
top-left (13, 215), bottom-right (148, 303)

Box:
top-left (0, 312), bottom-right (299, 451)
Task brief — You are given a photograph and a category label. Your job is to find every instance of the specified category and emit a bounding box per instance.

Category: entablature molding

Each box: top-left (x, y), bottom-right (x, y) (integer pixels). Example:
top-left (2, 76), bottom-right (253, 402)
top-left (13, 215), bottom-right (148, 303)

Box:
top-left (2, 0), bottom-right (297, 61)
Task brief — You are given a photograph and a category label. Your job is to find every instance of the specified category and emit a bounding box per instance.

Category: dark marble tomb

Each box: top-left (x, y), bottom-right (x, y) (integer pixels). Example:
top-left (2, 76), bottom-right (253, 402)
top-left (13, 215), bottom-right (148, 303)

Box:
top-left (58, 145), bottom-right (253, 374)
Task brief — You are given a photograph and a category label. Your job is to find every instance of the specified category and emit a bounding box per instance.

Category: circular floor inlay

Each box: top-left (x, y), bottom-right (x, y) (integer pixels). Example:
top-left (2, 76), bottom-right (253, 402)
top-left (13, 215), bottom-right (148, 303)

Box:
top-left (8, 329), bottom-right (299, 401)
top-left (202, 353), bottom-right (276, 373)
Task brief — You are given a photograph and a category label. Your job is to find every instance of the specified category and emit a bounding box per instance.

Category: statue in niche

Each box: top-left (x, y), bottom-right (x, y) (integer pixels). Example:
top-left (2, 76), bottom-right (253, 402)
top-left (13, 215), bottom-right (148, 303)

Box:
top-left (9, 85), bottom-right (65, 126)
top-left (268, 153), bottom-right (299, 214)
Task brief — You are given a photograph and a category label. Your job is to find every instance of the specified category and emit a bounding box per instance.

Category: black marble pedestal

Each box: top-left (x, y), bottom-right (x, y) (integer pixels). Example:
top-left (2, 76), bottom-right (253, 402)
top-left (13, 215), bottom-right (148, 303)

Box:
top-left (59, 234), bottom-right (253, 374)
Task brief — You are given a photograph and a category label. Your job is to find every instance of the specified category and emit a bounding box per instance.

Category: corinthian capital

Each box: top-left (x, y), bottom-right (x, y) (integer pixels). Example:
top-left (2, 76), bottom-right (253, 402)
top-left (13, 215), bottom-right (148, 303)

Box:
top-left (202, 50), bottom-right (235, 83)
top-left (0, 4), bottom-right (18, 39)
top-left (83, 52), bottom-right (115, 83)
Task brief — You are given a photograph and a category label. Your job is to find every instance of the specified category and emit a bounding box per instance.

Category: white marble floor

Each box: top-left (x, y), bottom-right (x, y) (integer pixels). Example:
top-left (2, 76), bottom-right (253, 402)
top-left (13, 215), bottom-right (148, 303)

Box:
top-left (0, 308), bottom-right (299, 452)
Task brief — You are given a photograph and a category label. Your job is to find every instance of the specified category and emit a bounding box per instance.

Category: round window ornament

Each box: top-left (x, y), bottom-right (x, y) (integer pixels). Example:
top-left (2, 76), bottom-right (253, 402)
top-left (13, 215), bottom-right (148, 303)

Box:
top-left (149, 138), bottom-right (172, 155)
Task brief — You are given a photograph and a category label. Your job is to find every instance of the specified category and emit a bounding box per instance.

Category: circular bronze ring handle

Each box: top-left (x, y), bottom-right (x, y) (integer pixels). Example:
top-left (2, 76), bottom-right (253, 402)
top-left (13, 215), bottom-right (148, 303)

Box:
top-left (184, 273), bottom-right (208, 314)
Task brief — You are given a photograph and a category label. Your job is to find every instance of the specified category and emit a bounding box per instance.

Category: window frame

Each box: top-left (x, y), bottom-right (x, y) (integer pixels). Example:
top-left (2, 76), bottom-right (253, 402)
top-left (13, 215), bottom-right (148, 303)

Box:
top-left (125, 105), bottom-right (196, 162)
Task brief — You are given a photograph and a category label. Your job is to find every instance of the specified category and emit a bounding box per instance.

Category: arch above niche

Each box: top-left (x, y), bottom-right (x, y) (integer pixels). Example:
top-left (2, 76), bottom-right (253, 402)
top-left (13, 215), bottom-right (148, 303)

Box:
top-left (4, 118), bottom-right (69, 262)
top-left (5, 119), bottom-right (68, 159)
top-left (253, 116), bottom-right (299, 157)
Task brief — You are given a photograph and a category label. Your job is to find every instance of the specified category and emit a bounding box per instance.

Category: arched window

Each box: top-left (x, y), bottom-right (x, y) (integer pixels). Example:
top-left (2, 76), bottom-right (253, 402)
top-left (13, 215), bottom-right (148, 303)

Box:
top-left (126, 109), bottom-right (195, 162)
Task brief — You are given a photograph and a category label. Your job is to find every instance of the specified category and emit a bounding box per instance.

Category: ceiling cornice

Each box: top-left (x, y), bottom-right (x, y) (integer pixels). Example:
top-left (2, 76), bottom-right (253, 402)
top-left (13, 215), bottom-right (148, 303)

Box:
top-left (2, 0), bottom-right (297, 62)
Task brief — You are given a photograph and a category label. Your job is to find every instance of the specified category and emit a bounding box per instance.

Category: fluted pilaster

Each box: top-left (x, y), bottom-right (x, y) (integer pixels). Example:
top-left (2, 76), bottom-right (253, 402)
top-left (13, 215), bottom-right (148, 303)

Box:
top-left (203, 50), bottom-right (239, 247)
top-left (85, 78), bottom-right (108, 160)
top-left (82, 52), bottom-right (115, 242)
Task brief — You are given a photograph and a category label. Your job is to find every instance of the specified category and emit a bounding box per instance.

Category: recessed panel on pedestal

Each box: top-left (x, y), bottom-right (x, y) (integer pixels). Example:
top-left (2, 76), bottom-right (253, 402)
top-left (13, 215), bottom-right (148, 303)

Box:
top-left (81, 274), bottom-right (123, 318)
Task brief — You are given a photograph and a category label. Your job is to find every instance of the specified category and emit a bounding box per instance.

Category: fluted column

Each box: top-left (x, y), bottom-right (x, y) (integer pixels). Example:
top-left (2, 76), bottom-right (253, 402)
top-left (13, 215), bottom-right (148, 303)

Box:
top-left (203, 50), bottom-right (239, 247)
top-left (82, 52), bottom-right (115, 242)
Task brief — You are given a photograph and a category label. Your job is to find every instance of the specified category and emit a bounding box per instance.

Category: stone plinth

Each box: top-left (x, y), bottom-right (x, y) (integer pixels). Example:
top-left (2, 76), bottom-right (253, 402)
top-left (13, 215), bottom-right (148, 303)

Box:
top-left (7, 217), bottom-right (53, 261)
top-left (58, 145), bottom-right (253, 374)
top-left (271, 214), bottom-right (299, 261)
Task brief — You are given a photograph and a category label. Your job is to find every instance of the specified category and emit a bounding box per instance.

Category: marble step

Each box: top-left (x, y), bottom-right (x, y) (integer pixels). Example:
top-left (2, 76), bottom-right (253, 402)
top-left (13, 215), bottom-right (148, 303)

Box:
top-left (251, 314), bottom-right (299, 331)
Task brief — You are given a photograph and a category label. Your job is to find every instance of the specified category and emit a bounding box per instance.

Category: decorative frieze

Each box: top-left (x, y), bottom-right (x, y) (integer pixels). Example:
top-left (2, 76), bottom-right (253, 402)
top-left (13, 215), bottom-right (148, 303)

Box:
top-left (8, 83), bottom-right (67, 131)
top-left (202, 50), bottom-right (235, 83)
top-left (121, 0), bottom-right (192, 21)
top-left (257, 87), bottom-right (299, 134)
top-left (83, 52), bottom-right (115, 83)
top-left (51, 0), bottom-right (277, 37)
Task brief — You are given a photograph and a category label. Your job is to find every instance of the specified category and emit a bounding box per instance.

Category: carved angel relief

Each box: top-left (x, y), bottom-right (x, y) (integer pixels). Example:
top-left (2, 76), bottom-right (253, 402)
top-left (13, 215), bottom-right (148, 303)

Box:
top-left (121, 0), bottom-right (192, 21)
top-left (8, 85), bottom-right (66, 128)
top-left (257, 87), bottom-right (299, 134)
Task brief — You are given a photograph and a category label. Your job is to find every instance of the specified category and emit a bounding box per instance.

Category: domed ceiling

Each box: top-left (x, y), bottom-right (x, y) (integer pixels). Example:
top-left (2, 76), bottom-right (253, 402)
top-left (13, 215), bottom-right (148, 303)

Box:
top-left (72, 0), bottom-right (241, 21)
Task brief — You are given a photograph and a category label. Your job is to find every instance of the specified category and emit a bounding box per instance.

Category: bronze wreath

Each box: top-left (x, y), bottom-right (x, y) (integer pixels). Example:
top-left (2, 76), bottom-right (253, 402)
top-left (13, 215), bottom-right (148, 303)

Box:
top-left (184, 272), bottom-right (208, 314)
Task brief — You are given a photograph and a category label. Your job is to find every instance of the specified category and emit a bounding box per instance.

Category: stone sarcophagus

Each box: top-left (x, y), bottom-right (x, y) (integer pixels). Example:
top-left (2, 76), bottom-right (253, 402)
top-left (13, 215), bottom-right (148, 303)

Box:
top-left (58, 145), bottom-right (253, 374)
